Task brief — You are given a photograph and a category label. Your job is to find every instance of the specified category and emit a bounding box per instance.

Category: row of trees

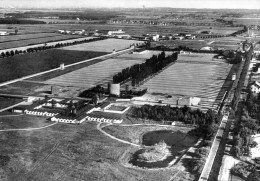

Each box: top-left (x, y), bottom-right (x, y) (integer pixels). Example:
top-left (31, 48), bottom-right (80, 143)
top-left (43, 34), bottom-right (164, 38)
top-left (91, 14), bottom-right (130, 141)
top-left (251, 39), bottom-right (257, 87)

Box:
top-left (132, 105), bottom-right (222, 140)
top-left (113, 51), bottom-right (178, 86)
top-left (0, 18), bottom-right (46, 24)
top-left (230, 26), bottom-right (248, 36)
top-left (0, 37), bottom-right (105, 58)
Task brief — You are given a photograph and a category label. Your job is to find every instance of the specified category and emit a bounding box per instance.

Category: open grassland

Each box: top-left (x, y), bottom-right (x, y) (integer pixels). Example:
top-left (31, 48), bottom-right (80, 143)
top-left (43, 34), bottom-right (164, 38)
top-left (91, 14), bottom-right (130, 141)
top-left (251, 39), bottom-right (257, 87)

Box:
top-left (0, 115), bottom-right (51, 129)
top-left (0, 33), bottom-right (83, 50)
top-left (140, 53), bottom-right (233, 111)
top-left (234, 18), bottom-right (260, 25)
top-left (0, 49), bottom-right (106, 83)
top-left (44, 50), bottom-right (168, 88)
top-left (0, 119), bottom-right (181, 181)
top-left (103, 124), bottom-right (192, 145)
top-left (0, 24), bottom-right (241, 37)
top-left (61, 38), bottom-right (143, 52)
top-left (0, 98), bottom-right (22, 110)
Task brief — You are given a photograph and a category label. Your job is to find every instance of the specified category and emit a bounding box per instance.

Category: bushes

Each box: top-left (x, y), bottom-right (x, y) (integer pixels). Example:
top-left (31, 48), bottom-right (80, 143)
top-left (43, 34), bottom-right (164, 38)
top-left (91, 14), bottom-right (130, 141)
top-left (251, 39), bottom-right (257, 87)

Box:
top-left (231, 162), bottom-right (255, 179)
top-left (0, 155), bottom-right (10, 167)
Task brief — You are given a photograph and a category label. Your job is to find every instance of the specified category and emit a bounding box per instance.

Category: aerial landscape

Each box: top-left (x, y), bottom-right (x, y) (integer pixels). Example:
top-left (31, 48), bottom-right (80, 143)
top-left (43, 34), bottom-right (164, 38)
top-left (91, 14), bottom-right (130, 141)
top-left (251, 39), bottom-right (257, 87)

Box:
top-left (0, 0), bottom-right (260, 180)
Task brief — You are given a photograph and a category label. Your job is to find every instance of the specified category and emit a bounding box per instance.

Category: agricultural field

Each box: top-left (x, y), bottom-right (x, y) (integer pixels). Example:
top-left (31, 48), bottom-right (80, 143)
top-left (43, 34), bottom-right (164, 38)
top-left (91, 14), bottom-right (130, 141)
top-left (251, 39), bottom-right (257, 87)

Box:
top-left (0, 33), bottom-right (84, 50)
top-left (140, 53), bottom-right (233, 111)
top-left (44, 50), bottom-right (169, 88)
top-left (0, 49), bottom-right (107, 83)
top-left (45, 57), bottom-right (145, 88)
top-left (158, 36), bottom-right (246, 50)
top-left (61, 38), bottom-right (144, 52)
top-left (0, 23), bottom-right (241, 37)
top-left (0, 117), bottom-right (182, 181)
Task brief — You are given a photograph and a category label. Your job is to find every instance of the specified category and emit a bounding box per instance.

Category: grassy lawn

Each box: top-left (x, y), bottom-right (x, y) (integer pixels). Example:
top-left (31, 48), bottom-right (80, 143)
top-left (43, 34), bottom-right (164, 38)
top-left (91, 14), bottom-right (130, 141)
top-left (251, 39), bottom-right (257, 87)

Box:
top-left (0, 49), bottom-right (107, 83)
top-left (102, 124), bottom-right (192, 147)
top-left (0, 119), bottom-right (180, 181)
top-left (0, 98), bottom-right (22, 110)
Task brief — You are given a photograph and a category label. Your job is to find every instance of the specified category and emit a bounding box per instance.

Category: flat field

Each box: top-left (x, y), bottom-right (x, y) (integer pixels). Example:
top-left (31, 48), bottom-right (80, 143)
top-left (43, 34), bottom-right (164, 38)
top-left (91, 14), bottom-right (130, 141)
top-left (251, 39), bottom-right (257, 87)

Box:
top-left (0, 33), bottom-right (83, 50)
top-left (0, 24), bottom-right (241, 37)
top-left (0, 49), bottom-right (106, 83)
top-left (44, 50), bottom-right (167, 88)
top-left (61, 38), bottom-right (143, 52)
top-left (45, 57), bottom-right (144, 88)
top-left (0, 117), bottom-right (182, 181)
top-left (140, 53), bottom-right (233, 110)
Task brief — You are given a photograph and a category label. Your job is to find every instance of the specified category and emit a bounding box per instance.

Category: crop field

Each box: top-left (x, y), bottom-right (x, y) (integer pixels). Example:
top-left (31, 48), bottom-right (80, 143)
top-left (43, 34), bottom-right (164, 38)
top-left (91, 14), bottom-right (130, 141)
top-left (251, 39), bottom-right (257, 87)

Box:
top-left (0, 34), bottom-right (84, 50)
top-left (44, 50), bottom-right (168, 88)
top-left (45, 57), bottom-right (144, 88)
top-left (159, 39), bottom-right (208, 50)
top-left (0, 49), bottom-right (106, 83)
top-left (0, 33), bottom-right (66, 43)
top-left (61, 38), bottom-right (144, 53)
top-left (140, 53), bottom-right (233, 111)
top-left (0, 23), bottom-right (241, 37)
top-left (0, 117), bottom-right (182, 181)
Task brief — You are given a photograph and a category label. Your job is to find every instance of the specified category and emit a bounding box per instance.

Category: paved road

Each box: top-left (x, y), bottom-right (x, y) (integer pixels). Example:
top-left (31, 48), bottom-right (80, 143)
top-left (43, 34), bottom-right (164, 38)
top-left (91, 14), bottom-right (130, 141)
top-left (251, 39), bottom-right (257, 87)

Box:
top-left (199, 115), bottom-right (229, 181)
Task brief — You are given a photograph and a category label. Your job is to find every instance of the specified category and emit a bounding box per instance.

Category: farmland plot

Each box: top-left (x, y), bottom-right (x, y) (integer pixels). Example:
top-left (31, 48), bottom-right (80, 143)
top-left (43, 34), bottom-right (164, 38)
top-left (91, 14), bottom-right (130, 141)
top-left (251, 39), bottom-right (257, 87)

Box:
top-left (0, 34), bottom-right (86, 50)
top-left (61, 38), bottom-right (144, 52)
top-left (45, 58), bottom-right (145, 88)
top-left (140, 53), bottom-right (233, 111)
top-left (45, 50), bottom-right (168, 88)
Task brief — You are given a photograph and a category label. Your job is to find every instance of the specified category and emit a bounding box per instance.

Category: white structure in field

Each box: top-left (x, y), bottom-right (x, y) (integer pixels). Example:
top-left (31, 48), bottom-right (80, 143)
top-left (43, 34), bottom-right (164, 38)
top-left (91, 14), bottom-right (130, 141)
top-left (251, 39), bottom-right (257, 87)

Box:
top-left (200, 46), bottom-right (213, 51)
top-left (108, 29), bottom-right (125, 36)
top-left (177, 97), bottom-right (201, 106)
top-left (152, 34), bottom-right (160, 41)
top-left (250, 81), bottom-right (260, 94)
top-left (0, 31), bottom-right (8, 36)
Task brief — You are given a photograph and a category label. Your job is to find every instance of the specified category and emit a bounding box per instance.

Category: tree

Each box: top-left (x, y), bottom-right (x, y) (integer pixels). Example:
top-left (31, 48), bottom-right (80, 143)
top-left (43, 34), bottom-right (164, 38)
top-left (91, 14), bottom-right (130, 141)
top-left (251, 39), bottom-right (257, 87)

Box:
top-left (5, 51), bottom-right (10, 57)
top-left (14, 28), bottom-right (18, 35)
top-left (247, 170), bottom-right (260, 181)
top-left (1, 52), bottom-right (5, 58)
top-left (92, 94), bottom-right (99, 106)
top-left (10, 50), bottom-right (14, 56)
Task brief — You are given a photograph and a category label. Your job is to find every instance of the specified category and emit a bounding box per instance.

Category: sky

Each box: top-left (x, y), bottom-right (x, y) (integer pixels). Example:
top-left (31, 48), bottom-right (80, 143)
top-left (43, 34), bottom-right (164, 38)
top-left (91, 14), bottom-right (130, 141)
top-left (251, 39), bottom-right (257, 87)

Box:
top-left (1, 0), bottom-right (260, 9)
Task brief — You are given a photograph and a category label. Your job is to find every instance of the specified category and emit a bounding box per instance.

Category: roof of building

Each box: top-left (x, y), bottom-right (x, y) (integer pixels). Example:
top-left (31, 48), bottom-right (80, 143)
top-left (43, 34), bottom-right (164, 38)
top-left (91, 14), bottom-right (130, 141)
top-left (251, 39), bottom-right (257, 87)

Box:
top-left (252, 81), bottom-right (260, 88)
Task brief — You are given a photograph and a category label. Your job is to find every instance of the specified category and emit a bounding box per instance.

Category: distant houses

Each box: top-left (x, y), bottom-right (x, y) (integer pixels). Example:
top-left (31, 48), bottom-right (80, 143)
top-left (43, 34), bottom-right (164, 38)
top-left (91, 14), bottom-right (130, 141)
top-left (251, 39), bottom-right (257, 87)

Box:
top-left (250, 81), bottom-right (260, 94)
top-left (57, 29), bottom-right (86, 35)
top-left (94, 29), bottom-right (131, 39)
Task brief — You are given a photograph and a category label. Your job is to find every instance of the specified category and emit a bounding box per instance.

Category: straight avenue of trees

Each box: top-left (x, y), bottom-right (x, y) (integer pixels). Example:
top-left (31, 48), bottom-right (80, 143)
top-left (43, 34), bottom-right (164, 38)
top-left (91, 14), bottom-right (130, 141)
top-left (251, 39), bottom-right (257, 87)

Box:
top-left (113, 51), bottom-right (178, 86)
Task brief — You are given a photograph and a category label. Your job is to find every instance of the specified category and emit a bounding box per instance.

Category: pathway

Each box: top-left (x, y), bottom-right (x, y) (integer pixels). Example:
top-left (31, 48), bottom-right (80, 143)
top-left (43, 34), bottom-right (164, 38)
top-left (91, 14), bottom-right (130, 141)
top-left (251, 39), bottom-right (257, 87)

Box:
top-left (199, 114), bottom-right (229, 181)
top-left (96, 122), bottom-right (140, 147)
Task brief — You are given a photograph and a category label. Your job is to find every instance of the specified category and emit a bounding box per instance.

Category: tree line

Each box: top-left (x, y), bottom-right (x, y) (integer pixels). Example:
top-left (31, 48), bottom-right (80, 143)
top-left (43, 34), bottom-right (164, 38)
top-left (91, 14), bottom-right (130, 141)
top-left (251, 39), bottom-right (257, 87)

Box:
top-left (0, 18), bottom-right (46, 24)
top-left (132, 104), bottom-right (222, 140)
top-left (0, 37), bottom-right (105, 58)
top-left (113, 51), bottom-right (178, 86)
